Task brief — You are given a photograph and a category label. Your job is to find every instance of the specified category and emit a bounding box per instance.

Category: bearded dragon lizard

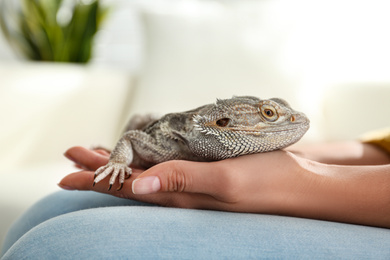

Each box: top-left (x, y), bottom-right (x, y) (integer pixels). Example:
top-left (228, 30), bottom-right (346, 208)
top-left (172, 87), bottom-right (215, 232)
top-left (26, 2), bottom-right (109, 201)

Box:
top-left (94, 96), bottom-right (310, 191)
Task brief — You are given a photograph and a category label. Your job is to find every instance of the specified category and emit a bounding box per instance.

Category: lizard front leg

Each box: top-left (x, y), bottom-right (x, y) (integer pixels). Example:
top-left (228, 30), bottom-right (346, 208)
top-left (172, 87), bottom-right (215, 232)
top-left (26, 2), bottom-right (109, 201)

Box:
top-left (93, 130), bottom-right (180, 191)
top-left (94, 135), bottom-right (134, 191)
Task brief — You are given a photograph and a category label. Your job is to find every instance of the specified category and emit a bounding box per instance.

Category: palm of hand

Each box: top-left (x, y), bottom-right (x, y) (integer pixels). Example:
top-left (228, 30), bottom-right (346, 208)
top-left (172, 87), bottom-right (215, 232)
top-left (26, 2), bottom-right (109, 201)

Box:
top-left (61, 146), bottom-right (305, 213)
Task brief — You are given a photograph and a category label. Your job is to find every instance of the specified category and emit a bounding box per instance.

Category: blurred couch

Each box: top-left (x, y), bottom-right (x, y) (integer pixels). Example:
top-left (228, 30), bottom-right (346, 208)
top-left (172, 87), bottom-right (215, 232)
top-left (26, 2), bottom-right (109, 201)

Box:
top-left (0, 62), bottom-right (134, 246)
top-left (1, 0), bottom-right (390, 247)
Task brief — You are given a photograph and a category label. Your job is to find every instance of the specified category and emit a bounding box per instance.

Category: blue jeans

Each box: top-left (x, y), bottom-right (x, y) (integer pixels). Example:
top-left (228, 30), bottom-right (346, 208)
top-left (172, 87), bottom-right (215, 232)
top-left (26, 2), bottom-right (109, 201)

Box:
top-left (1, 190), bottom-right (389, 259)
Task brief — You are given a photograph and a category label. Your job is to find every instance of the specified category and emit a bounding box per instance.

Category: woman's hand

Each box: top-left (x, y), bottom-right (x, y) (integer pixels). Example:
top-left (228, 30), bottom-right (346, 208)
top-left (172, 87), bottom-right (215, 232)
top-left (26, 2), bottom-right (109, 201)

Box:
top-left (61, 146), bottom-right (311, 213)
top-left (60, 146), bottom-right (390, 228)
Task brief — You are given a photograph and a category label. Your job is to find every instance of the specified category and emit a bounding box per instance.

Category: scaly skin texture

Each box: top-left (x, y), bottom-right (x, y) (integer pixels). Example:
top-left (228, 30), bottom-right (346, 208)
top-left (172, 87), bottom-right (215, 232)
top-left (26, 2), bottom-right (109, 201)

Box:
top-left (94, 96), bottom-right (310, 190)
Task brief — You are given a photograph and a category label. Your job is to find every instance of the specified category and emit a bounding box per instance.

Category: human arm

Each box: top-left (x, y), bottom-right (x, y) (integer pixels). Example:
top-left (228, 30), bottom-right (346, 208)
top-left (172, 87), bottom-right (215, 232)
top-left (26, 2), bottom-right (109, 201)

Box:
top-left (60, 145), bottom-right (390, 228)
top-left (288, 141), bottom-right (390, 165)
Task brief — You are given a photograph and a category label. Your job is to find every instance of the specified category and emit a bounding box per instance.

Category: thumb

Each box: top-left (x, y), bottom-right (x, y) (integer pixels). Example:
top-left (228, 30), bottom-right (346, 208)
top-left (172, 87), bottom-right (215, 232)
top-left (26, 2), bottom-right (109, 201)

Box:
top-left (132, 160), bottom-right (226, 196)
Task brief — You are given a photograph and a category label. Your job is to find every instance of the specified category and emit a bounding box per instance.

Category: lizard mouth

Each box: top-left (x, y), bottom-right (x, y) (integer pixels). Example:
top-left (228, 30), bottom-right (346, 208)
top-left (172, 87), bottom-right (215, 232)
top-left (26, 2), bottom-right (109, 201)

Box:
top-left (194, 121), bottom-right (310, 137)
top-left (228, 121), bottom-right (310, 134)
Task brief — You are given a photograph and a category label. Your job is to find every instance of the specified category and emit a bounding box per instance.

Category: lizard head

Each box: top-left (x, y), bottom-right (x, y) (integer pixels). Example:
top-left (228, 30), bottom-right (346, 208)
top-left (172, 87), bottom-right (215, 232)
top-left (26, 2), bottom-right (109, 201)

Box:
top-left (192, 96), bottom-right (310, 154)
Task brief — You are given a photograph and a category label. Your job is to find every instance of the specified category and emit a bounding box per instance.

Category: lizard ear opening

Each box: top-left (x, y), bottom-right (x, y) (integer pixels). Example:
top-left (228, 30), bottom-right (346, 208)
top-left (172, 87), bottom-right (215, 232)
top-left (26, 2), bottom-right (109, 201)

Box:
top-left (216, 118), bottom-right (230, 127)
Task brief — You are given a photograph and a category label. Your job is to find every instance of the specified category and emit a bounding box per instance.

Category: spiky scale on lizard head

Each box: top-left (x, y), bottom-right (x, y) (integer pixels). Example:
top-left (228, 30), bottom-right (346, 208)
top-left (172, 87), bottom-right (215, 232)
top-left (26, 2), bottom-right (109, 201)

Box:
top-left (191, 96), bottom-right (310, 158)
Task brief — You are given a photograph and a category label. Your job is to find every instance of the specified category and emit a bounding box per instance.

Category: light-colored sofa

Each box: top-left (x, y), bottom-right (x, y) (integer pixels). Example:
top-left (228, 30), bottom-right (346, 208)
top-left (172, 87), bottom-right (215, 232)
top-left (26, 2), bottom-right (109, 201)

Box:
top-left (1, 0), bottom-right (390, 249)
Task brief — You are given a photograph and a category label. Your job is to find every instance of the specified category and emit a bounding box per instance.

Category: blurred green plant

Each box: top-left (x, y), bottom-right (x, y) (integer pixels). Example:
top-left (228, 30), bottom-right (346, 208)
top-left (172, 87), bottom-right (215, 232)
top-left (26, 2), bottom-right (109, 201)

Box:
top-left (0, 0), bottom-right (108, 63)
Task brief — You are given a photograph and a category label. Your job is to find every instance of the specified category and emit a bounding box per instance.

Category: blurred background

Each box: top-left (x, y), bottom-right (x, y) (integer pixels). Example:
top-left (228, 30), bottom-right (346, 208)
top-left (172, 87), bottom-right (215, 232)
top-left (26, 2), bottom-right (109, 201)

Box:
top-left (1, 0), bottom-right (390, 248)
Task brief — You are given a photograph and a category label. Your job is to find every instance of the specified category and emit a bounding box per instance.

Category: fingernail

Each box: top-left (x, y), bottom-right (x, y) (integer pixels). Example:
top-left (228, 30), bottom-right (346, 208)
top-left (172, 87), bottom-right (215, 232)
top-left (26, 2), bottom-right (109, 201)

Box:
top-left (132, 176), bottom-right (161, 194)
top-left (57, 183), bottom-right (75, 191)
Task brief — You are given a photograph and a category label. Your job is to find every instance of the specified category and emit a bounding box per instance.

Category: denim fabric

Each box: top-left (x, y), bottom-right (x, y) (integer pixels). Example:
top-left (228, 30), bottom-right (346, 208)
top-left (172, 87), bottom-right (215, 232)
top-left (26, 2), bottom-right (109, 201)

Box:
top-left (1, 190), bottom-right (390, 259)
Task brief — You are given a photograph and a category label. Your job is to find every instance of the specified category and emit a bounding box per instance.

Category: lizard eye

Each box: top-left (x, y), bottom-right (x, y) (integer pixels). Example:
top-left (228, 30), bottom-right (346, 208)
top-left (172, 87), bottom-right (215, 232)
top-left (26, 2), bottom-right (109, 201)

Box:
top-left (261, 105), bottom-right (278, 122)
top-left (216, 118), bottom-right (230, 127)
top-left (264, 109), bottom-right (274, 117)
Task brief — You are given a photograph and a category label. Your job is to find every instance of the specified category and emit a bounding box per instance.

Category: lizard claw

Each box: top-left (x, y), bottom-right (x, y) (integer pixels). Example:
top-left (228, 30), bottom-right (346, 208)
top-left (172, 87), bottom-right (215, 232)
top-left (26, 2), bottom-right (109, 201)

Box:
top-left (125, 167), bottom-right (132, 179)
top-left (116, 183), bottom-right (124, 191)
top-left (94, 162), bottom-right (132, 191)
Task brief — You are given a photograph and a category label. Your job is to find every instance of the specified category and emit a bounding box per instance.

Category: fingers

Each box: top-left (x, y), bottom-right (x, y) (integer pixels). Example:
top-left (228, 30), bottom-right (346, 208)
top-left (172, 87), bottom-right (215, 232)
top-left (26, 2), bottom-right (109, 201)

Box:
top-left (64, 146), bottom-right (109, 171)
top-left (131, 160), bottom-right (234, 199)
top-left (58, 171), bottom-right (95, 191)
top-left (58, 162), bottom-right (238, 211)
top-left (91, 146), bottom-right (111, 156)
top-left (57, 170), bottom-right (216, 209)
top-left (59, 170), bottom-right (141, 195)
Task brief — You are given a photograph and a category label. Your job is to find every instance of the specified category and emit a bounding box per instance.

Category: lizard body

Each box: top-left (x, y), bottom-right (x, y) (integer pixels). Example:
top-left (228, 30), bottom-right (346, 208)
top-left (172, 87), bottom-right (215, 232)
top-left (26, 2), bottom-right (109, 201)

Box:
top-left (94, 96), bottom-right (310, 190)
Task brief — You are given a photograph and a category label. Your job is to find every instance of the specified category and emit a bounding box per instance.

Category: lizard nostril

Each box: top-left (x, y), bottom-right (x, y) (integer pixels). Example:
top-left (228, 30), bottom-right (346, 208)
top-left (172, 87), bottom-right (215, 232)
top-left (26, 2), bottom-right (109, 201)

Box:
top-left (290, 115), bottom-right (296, 122)
top-left (216, 118), bottom-right (230, 127)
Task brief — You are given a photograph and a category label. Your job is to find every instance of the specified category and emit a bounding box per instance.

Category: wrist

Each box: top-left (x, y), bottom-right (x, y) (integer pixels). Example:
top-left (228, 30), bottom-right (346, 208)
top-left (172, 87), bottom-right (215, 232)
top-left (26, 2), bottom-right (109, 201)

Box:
top-left (284, 160), bottom-right (342, 221)
top-left (282, 158), bottom-right (390, 227)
